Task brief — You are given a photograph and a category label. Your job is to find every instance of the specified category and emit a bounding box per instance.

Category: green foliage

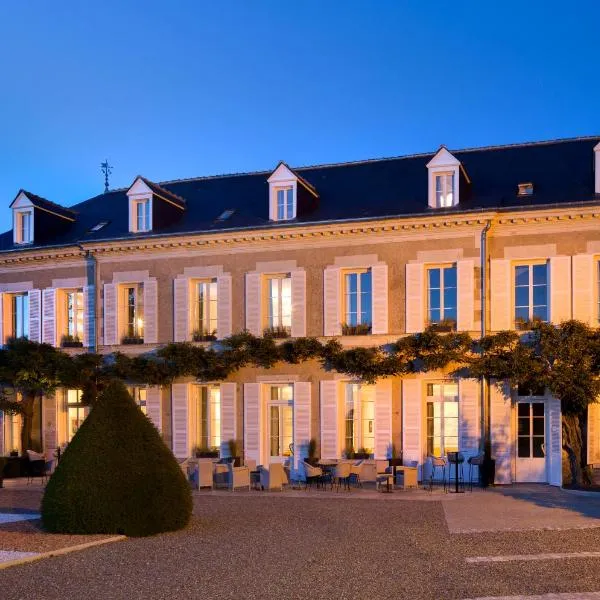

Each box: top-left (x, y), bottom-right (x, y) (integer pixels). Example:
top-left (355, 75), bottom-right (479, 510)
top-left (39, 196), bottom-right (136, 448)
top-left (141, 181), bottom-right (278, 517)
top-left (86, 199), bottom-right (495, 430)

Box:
top-left (41, 380), bottom-right (192, 536)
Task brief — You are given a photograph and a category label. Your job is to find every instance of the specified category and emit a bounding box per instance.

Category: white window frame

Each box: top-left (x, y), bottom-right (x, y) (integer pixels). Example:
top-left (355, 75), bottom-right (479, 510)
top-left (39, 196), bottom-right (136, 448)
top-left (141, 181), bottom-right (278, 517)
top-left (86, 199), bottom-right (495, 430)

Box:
top-left (194, 384), bottom-right (221, 450)
top-left (426, 264), bottom-right (457, 327)
top-left (3, 411), bottom-right (22, 454)
top-left (267, 384), bottom-right (294, 459)
top-left (343, 383), bottom-right (375, 456)
top-left (267, 164), bottom-right (298, 222)
top-left (513, 262), bottom-right (549, 327)
top-left (425, 381), bottom-right (459, 458)
top-left (120, 283), bottom-right (144, 341)
top-left (64, 289), bottom-right (84, 342)
top-left (434, 172), bottom-right (455, 208)
top-left (127, 386), bottom-right (148, 415)
top-left (426, 147), bottom-right (462, 209)
top-left (14, 209), bottom-right (33, 244)
top-left (265, 274), bottom-right (292, 333)
top-left (192, 279), bottom-right (218, 339)
top-left (66, 389), bottom-right (85, 442)
top-left (133, 198), bottom-right (151, 232)
top-left (342, 268), bottom-right (373, 332)
top-left (9, 293), bottom-right (29, 339)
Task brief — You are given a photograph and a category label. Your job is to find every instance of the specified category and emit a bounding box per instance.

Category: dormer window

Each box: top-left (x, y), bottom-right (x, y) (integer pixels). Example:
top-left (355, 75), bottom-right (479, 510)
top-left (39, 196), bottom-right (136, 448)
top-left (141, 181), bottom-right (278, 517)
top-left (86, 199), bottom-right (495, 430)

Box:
top-left (135, 198), bottom-right (151, 232)
top-left (267, 161), bottom-right (318, 222)
top-left (427, 147), bottom-right (467, 209)
top-left (435, 173), bottom-right (455, 208)
top-left (276, 187), bottom-right (294, 220)
top-left (15, 209), bottom-right (33, 244)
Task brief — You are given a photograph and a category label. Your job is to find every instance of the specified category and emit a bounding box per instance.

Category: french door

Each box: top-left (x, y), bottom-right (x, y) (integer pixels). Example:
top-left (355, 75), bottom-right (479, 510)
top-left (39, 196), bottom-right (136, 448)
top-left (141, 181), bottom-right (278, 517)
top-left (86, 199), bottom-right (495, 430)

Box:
top-left (515, 401), bottom-right (547, 482)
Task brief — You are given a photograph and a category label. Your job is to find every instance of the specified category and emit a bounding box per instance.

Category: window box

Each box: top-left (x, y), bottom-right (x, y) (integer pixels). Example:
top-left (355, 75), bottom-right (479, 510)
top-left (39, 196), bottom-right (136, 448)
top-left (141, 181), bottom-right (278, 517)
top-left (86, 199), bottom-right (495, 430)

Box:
top-left (61, 335), bottom-right (83, 348)
top-left (122, 335), bottom-right (144, 345)
top-left (263, 325), bottom-right (291, 339)
top-left (427, 318), bottom-right (457, 333)
top-left (342, 322), bottom-right (372, 336)
top-left (193, 446), bottom-right (220, 459)
top-left (192, 329), bottom-right (217, 342)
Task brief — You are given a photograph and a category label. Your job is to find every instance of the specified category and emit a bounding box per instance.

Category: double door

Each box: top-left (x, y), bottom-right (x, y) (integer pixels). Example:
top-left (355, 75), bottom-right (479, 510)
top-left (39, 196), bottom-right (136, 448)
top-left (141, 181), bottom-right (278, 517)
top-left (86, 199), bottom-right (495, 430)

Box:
top-left (515, 401), bottom-right (547, 483)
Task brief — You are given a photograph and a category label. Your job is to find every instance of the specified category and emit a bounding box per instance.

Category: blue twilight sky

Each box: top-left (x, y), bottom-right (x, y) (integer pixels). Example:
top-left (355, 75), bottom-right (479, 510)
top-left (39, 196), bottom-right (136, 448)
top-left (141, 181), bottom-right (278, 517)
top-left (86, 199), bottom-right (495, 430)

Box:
top-left (0, 1), bottom-right (598, 233)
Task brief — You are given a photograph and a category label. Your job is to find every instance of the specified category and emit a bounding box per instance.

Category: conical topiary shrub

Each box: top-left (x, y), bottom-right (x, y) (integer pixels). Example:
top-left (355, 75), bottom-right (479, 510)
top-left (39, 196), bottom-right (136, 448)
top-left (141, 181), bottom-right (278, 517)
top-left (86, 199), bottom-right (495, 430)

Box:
top-left (42, 380), bottom-right (192, 537)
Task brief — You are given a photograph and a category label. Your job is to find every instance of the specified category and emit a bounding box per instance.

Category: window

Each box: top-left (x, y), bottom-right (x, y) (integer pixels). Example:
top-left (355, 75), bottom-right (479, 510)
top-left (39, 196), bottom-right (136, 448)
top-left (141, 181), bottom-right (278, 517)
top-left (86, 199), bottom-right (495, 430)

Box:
top-left (427, 265), bottom-right (457, 328)
top-left (276, 187), bottom-right (294, 221)
top-left (15, 210), bottom-right (32, 244)
top-left (127, 386), bottom-right (147, 415)
top-left (517, 402), bottom-right (545, 458)
top-left (65, 289), bottom-right (84, 341)
top-left (195, 385), bottom-right (221, 449)
top-left (343, 270), bottom-right (372, 333)
top-left (66, 389), bottom-right (85, 442)
top-left (11, 293), bottom-right (29, 339)
top-left (134, 199), bottom-right (151, 232)
top-left (266, 275), bottom-right (292, 334)
top-left (514, 263), bottom-right (548, 327)
top-left (123, 284), bottom-right (144, 340)
top-left (268, 384), bottom-right (293, 459)
top-left (344, 383), bottom-right (375, 455)
top-left (435, 173), bottom-right (455, 208)
top-left (3, 412), bottom-right (21, 454)
top-left (216, 209), bottom-right (235, 221)
top-left (89, 221), bottom-right (109, 232)
top-left (426, 382), bottom-right (459, 457)
top-left (194, 280), bottom-right (218, 339)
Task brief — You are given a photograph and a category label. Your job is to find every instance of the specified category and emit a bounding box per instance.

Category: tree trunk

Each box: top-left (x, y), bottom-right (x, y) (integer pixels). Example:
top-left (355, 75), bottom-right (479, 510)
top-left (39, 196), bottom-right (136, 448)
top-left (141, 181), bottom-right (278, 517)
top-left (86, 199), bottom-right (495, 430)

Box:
top-left (562, 412), bottom-right (591, 487)
top-left (20, 392), bottom-right (36, 454)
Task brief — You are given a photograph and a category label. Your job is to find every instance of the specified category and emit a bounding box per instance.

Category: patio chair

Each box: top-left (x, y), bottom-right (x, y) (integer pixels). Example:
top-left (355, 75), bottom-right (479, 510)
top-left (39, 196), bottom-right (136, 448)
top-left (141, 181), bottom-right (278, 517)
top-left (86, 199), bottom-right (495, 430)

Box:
top-left (26, 450), bottom-right (48, 484)
top-left (213, 462), bottom-right (229, 489)
top-left (350, 460), bottom-right (363, 488)
top-left (334, 462), bottom-right (352, 491)
top-left (197, 460), bottom-right (215, 489)
top-left (467, 453), bottom-right (485, 491)
top-left (396, 461), bottom-right (418, 490)
top-left (227, 462), bottom-right (250, 491)
top-left (376, 459), bottom-right (391, 475)
top-left (303, 461), bottom-right (323, 489)
top-left (428, 455), bottom-right (447, 492)
top-left (259, 463), bottom-right (288, 491)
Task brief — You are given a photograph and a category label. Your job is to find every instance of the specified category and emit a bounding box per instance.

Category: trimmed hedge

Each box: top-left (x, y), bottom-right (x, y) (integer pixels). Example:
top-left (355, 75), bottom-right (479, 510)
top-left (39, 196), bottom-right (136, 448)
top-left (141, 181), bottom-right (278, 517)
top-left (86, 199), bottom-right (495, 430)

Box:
top-left (41, 380), bottom-right (192, 537)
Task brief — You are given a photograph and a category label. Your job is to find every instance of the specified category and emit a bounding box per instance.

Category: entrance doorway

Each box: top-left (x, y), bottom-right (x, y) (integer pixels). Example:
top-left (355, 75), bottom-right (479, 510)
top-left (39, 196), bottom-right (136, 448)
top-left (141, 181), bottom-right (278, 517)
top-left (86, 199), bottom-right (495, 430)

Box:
top-left (515, 401), bottom-right (547, 482)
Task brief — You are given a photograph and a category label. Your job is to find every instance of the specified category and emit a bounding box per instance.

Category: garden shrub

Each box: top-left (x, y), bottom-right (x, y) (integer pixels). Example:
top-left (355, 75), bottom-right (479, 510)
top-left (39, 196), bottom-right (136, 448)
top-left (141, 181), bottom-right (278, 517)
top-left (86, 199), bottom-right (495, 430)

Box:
top-left (41, 380), bottom-right (192, 536)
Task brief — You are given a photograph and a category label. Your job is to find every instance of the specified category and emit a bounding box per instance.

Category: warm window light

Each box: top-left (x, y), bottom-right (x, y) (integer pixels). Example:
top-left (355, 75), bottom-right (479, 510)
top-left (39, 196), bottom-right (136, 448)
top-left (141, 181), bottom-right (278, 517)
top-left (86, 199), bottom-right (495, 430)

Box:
top-left (136, 317), bottom-right (144, 333)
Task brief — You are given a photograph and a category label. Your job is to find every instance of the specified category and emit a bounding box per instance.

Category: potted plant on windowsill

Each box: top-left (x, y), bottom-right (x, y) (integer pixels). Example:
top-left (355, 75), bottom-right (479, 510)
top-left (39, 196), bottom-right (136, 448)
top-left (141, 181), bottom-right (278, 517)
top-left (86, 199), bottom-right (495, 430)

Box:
top-left (122, 335), bottom-right (144, 345)
top-left (192, 329), bottom-right (217, 342)
top-left (227, 439), bottom-right (241, 467)
top-left (60, 334), bottom-right (83, 348)
top-left (341, 322), bottom-right (372, 336)
top-left (193, 445), bottom-right (219, 459)
top-left (263, 325), bottom-right (291, 339)
top-left (344, 445), bottom-right (355, 459)
top-left (427, 318), bottom-right (457, 333)
top-left (354, 447), bottom-right (371, 460)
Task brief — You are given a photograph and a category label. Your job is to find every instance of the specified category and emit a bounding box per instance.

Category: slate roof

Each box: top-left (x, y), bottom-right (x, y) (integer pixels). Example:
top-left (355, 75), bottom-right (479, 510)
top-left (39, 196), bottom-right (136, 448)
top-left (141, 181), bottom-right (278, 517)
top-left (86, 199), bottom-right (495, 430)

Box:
top-left (1, 136), bottom-right (599, 252)
top-left (133, 177), bottom-right (186, 209)
top-left (11, 190), bottom-right (77, 221)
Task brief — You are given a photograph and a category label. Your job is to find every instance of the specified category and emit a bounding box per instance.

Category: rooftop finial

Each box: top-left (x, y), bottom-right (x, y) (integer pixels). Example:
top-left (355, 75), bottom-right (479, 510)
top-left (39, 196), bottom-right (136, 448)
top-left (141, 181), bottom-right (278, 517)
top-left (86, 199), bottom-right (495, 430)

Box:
top-left (100, 160), bottom-right (113, 193)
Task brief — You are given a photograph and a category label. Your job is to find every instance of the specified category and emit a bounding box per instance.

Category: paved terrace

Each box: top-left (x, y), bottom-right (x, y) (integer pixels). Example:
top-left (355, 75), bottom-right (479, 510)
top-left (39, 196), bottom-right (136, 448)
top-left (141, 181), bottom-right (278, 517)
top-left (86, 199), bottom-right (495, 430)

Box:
top-left (0, 481), bottom-right (599, 599)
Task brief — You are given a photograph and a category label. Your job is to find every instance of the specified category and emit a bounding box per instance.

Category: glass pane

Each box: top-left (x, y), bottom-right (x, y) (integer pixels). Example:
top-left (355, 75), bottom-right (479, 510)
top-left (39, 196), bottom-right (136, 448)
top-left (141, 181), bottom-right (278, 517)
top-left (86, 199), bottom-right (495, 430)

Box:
top-left (444, 418), bottom-right (458, 438)
top-left (444, 266), bottom-right (457, 288)
top-left (429, 308), bottom-right (441, 323)
top-left (515, 286), bottom-right (529, 308)
top-left (429, 289), bottom-right (441, 310)
top-left (270, 406), bottom-right (280, 457)
top-left (443, 307), bottom-right (457, 324)
top-left (286, 188), bottom-right (294, 219)
top-left (532, 306), bottom-right (548, 322)
top-left (428, 268), bottom-right (440, 289)
top-left (515, 307), bottom-right (530, 323)
top-left (532, 437), bottom-right (545, 457)
top-left (518, 403), bottom-right (529, 417)
top-left (532, 286), bottom-right (547, 307)
top-left (532, 264), bottom-right (547, 286)
top-left (517, 437), bottom-right (530, 458)
top-left (444, 437), bottom-right (458, 453)
top-left (443, 288), bottom-right (456, 311)
top-left (532, 403), bottom-right (544, 416)
top-left (532, 417), bottom-right (545, 436)
top-left (518, 417), bottom-right (529, 436)
top-left (515, 266), bottom-right (529, 287)
top-left (443, 383), bottom-right (458, 399)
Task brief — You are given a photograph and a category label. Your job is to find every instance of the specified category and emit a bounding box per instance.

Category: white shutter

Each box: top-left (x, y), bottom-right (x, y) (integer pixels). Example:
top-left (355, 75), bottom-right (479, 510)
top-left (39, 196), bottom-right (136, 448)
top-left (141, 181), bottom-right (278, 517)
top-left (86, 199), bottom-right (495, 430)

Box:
top-left (245, 273), bottom-right (262, 336)
top-left (293, 381), bottom-right (311, 469)
top-left (371, 264), bottom-right (389, 335)
top-left (43, 394), bottom-right (57, 459)
top-left (103, 283), bottom-right (117, 345)
top-left (402, 379), bottom-right (422, 477)
top-left (28, 289), bottom-right (41, 342)
top-left (375, 379), bottom-right (392, 459)
top-left (323, 267), bottom-right (341, 336)
top-left (217, 274), bottom-right (232, 339)
top-left (548, 396), bottom-right (562, 486)
top-left (490, 259), bottom-right (511, 331)
top-left (550, 256), bottom-right (571, 324)
top-left (173, 278), bottom-right (189, 342)
top-left (171, 383), bottom-right (189, 459)
top-left (244, 383), bottom-right (262, 464)
top-left (490, 380), bottom-right (512, 484)
top-left (146, 386), bottom-right (162, 431)
top-left (572, 254), bottom-right (594, 325)
top-left (83, 284), bottom-right (95, 349)
top-left (290, 270), bottom-right (307, 338)
top-left (143, 279), bottom-right (158, 344)
top-left (220, 382), bottom-right (236, 457)
top-left (587, 402), bottom-right (600, 466)
top-left (0, 293), bottom-right (4, 346)
top-left (457, 259), bottom-right (475, 332)
top-left (405, 263), bottom-right (424, 333)
top-left (41, 288), bottom-right (56, 346)
top-left (320, 380), bottom-right (339, 459)
top-left (459, 378), bottom-right (480, 458)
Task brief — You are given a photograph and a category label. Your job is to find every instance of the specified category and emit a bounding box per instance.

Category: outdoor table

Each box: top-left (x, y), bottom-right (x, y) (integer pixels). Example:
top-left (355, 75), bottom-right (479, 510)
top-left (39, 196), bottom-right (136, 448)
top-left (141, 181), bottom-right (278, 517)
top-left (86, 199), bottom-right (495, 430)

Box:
top-left (447, 452), bottom-right (465, 494)
top-left (317, 461), bottom-right (337, 489)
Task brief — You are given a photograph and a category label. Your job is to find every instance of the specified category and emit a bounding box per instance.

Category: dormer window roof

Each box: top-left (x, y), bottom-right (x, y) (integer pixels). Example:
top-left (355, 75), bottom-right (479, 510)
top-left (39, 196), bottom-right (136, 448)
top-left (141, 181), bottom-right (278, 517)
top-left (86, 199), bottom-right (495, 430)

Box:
top-left (426, 147), bottom-right (469, 209)
top-left (267, 162), bottom-right (318, 222)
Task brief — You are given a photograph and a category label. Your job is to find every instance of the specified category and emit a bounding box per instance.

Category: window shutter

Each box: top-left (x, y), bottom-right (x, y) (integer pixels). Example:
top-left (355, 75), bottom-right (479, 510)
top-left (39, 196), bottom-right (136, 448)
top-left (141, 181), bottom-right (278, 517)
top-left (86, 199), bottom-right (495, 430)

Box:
top-left (320, 380), bottom-right (339, 459)
top-left (572, 254), bottom-right (594, 324)
top-left (42, 288), bottom-right (56, 346)
top-left (550, 256), bottom-right (571, 324)
top-left (220, 382), bottom-right (236, 457)
top-left (217, 274), bottom-right (232, 339)
top-left (245, 273), bottom-right (262, 336)
top-left (143, 279), bottom-right (158, 344)
top-left (146, 386), bottom-right (162, 431)
top-left (103, 283), bottom-right (117, 345)
top-left (371, 264), bottom-right (389, 335)
top-left (405, 263), bottom-right (424, 333)
top-left (323, 267), bottom-right (341, 336)
top-left (28, 289), bottom-right (41, 342)
top-left (173, 278), bottom-right (189, 342)
top-left (43, 394), bottom-right (57, 459)
top-left (83, 285), bottom-right (95, 349)
top-left (290, 270), bottom-right (307, 338)
top-left (459, 378), bottom-right (479, 458)
top-left (548, 396), bottom-right (562, 486)
top-left (293, 381), bottom-right (311, 470)
top-left (375, 379), bottom-right (392, 459)
top-left (457, 259), bottom-right (475, 332)
top-left (490, 259), bottom-right (511, 331)
top-left (588, 402), bottom-right (600, 466)
top-left (402, 379), bottom-right (422, 477)
top-left (490, 380), bottom-right (512, 484)
top-left (171, 383), bottom-right (189, 459)
top-left (0, 293), bottom-right (4, 346)
top-left (243, 383), bottom-right (262, 464)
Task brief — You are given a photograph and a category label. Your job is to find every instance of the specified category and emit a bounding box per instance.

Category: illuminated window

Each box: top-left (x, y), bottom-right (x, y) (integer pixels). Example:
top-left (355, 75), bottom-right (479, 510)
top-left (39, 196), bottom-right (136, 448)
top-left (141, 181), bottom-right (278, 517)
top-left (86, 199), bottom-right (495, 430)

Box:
top-left (194, 280), bottom-right (218, 339)
top-left (276, 187), bottom-right (294, 221)
top-left (10, 293), bottom-right (29, 339)
top-left (266, 275), bottom-right (292, 333)
top-left (427, 265), bottom-right (457, 328)
top-left (122, 284), bottom-right (144, 340)
top-left (343, 270), bottom-right (372, 333)
top-left (435, 173), bottom-right (455, 208)
top-left (344, 383), bottom-right (375, 455)
top-left (3, 412), bottom-right (21, 454)
top-left (15, 210), bottom-right (33, 244)
top-left (426, 382), bottom-right (459, 457)
top-left (65, 289), bottom-right (84, 341)
top-left (66, 389), bottom-right (85, 442)
top-left (195, 385), bottom-right (221, 449)
top-left (514, 263), bottom-right (548, 327)
top-left (127, 386), bottom-right (147, 414)
top-left (268, 384), bottom-right (293, 458)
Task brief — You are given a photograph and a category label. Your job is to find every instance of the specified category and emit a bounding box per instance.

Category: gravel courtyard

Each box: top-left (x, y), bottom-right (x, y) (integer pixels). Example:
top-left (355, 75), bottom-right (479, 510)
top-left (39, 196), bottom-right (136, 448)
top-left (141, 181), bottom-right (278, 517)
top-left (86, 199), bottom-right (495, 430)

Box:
top-left (1, 489), bottom-right (600, 599)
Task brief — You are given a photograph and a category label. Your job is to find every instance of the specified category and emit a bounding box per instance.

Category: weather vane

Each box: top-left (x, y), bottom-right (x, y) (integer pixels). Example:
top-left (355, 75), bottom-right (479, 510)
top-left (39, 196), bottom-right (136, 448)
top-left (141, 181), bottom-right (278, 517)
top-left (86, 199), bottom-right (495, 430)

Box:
top-left (100, 160), bottom-right (113, 193)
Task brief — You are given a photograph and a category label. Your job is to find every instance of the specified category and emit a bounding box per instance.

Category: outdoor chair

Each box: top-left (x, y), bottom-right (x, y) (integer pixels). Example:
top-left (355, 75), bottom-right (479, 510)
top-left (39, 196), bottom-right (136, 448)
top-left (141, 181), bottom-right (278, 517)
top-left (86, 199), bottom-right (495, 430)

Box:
top-left (428, 455), bottom-right (447, 492)
top-left (26, 450), bottom-right (49, 484)
top-left (197, 460), bottom-right (215, 489)
top-left (213, 462), bottom-right (229, 489)
top-left (259, 463), bottom-right (288, 491)
top-left (303, 461), bottom-right (323, 489)
top-left (334, 462), bottom-right (352, 491)
top-left (395, 461), bottom-right (418, 490)
top-left (227, 463), bottom-right (250, 491)
top-left (467, 453), bottom-right (485, 491)
top-left (350, 460), bottom-right (363, 487)
top-left (376, 459), bottom-right (391, 475)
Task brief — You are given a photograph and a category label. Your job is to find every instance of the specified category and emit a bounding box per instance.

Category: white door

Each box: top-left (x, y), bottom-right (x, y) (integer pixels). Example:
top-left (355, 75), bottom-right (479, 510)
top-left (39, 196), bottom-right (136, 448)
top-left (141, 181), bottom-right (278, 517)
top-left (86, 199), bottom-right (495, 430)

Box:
top-left (267, 384), bottom-right (294, 464)
top-left (515, 401), bottom-right (547, 482)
